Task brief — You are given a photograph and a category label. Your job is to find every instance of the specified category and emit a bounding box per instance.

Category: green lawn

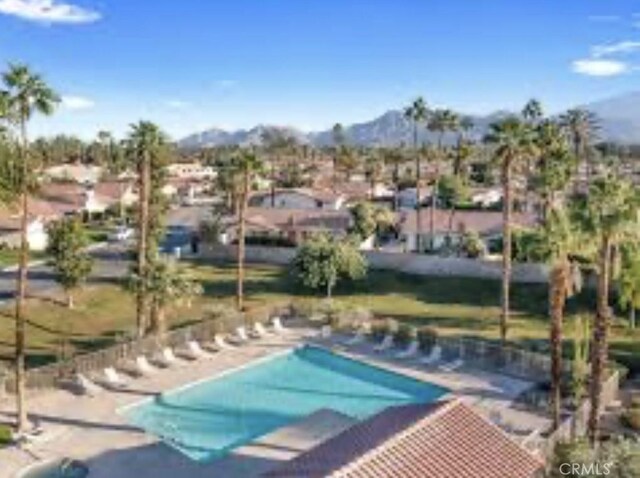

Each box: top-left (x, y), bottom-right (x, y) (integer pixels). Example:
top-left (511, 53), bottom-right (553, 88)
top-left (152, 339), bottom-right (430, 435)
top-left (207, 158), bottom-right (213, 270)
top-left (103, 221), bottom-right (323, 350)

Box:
top-left (1, 261), bottom-right (639, 372)
top-left (0, 249), bottom-right (47, 268)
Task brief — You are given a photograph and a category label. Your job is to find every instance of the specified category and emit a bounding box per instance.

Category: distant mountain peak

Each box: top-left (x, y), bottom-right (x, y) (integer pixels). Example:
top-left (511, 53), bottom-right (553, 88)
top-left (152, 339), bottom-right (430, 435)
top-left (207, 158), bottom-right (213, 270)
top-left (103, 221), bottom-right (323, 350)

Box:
top-left (177, 91), bottom-right (640, 148)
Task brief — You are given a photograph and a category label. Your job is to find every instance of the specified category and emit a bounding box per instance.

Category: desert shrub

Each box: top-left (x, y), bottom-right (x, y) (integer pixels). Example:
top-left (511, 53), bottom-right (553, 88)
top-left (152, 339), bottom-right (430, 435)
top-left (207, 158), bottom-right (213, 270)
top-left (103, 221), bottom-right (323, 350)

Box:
top-left (0, 424), bottom-right (11, 447)
top-left (417, 327), bottom-right (438, 351)
top-left (394, 324), bottom-right (414, 346)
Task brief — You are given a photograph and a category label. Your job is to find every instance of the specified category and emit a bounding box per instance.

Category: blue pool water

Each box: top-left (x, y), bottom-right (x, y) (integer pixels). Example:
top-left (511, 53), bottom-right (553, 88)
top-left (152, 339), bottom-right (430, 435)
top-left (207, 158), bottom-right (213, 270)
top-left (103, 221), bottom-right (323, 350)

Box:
top-left (123, 345), bottom-right (448, 462)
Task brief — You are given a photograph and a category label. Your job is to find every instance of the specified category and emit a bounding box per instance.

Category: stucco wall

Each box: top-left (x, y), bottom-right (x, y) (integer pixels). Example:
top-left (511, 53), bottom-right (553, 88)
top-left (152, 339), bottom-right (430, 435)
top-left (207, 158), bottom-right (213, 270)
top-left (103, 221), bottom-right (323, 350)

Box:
top-left (201, 245), bottom-right (549, 283)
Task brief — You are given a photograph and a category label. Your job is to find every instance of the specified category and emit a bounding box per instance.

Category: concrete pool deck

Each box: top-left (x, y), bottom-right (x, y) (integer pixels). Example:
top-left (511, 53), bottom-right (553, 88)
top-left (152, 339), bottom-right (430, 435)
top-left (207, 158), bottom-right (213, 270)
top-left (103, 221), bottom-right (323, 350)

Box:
top-left (0, 328), bottom-right (550, 478)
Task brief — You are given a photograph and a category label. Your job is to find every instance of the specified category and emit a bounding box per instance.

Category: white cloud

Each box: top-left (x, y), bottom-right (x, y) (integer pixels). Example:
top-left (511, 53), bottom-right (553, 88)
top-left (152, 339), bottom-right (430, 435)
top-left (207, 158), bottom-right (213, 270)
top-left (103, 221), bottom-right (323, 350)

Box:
top-left (592, 41), bottom-right (640, 58)
top-left (588, 14), bottom-right (621, 22)
top-left (165, 99), bottom-right (190, 109)
top-left (572, 59), bottom-right (630, 77)
top-left (0, 0), bottom-right (101, 24)
top-left (61, 95), bottom-right (95, 110)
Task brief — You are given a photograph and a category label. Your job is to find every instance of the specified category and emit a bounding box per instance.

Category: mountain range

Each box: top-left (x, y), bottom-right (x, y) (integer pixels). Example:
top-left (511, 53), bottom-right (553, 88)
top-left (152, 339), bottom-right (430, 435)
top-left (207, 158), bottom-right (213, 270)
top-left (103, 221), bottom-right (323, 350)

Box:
top-left (178, 91), bottom-right (640, 149)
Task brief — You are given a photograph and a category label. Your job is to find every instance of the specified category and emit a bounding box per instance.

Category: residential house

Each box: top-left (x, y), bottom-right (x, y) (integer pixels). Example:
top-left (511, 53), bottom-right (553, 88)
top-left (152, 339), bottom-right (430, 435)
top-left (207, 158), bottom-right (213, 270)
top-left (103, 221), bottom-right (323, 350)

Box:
top-left (218, 207), bottom-right (373, 249)
top-left (395, 187), bottom-right (434, 210)
top-left (398, 209), bottom-right (536, 252)
top-left (166, 161), bottom-right (216, 180)
top-left (249, 188), bottom-right (346, 211)
top-left (43, 163), bottom-right (104, 184)
top-left (0, 198), bottom-right (61, 251)
top-left (265, 399), bottom-right (543, 478)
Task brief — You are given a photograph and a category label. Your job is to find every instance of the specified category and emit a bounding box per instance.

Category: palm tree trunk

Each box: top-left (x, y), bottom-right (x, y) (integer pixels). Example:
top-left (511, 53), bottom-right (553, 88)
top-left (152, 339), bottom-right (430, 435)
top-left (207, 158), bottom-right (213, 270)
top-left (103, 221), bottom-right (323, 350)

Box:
top-left (136, 151), bottom-right (150, 338)
top-left (549, 261), bottom-right (568, 429)
top-left (236, 169), bottom-right (249, 312)
top-left (630, 307), bottom-right (636, 329)
top-left (500, 158), bottom-right (512, 345)
top-left (270, 158), bottom-right (276, 207)
top-left (588, 236), bottom-right (612, 443)
top-left (14, 117), bottom-right (29, 433)
top-left (66, 289), bottom-right (74, 309)
top-left (414, 124), bottom-right (422, 253)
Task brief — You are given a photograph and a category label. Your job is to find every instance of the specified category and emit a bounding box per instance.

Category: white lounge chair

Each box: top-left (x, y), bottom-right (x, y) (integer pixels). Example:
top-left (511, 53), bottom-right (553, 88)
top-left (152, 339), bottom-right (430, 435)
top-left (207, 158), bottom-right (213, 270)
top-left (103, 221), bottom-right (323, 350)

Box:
top-left (187, 340), bottom-right (213, 359)
top-left (235, 326), bottom-right (249, 342)
top-left (161, 347), bottom-right (180, 366)
top-left (136, 356), bottom-right (156, 375)
top-left (214, 334), bottom-right (233, 350)
top-left (439, 358), bottom-right (464, 372)
top-left (396, 340), bottom-right (419, 359)
top-left (272, 317), bottom-right (287, 334)
top-left (374, 334), bottom-right (393, 352)
top-left (104, 367), bottom-right (128, 389)
top-left (320, 325), bottom-right (332, 338)
top-left (344, 329), bottom-right (366, 345)
top-left (75, 373), bottom-right (101, 397)
top-left (420, 345), bottom-right (442, 365)
top-left (253, 322), bottom-right (270, 338)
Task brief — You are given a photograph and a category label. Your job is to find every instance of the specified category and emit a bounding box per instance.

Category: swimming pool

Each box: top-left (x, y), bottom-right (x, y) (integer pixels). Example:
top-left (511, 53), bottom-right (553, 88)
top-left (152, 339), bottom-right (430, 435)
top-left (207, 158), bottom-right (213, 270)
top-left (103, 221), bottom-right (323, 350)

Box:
top-left (122, 345), bottom-right (448, 462)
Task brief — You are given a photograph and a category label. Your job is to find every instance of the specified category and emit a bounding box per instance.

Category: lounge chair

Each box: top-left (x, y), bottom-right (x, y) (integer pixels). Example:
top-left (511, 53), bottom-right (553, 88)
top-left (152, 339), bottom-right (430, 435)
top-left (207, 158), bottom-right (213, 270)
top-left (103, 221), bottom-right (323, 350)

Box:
top-left (319, 325), bottom-right (332, 338)
top-left (187, 340), bottom-right (213, 359)
top-left (136, 356), bottom-right (156, 376)
top-left (75, 373), bottom-right (101, 397)
top-left (395, 340), bottom-right (419, 359)
top-left (439, 358), bottom-right (464, 372)
top-left (419, 345), bottom-right (442, 365)
top-left (235, 326), bottom-right (250, 342)
top-left (214, 334), bottom-right (234, 350)
top-left (104, 367), bottom-right (128, 389)
top-left (344, 329), bottom-right (366, 346)
top-left (161, 347), bottom-right (181, 366)
top-left (374, 334), bottom-right (393, 352)
top-left (253, 322), bottom-right (270, 338)
top-left (272, 317), bottom-right (287, 334)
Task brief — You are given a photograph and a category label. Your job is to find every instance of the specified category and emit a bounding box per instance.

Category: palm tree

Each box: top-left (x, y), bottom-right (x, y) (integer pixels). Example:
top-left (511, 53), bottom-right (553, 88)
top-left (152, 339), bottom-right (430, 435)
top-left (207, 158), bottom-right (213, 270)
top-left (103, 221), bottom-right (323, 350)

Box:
top-left (537, 207), bottom-right (579, 428)
top-left (454, 116), bottom-right (474, 178)
top-left (331, 123), bottom-right (345, 190)
top-left (146, 259), bottom-right (203, 339)
top-left (560, 109), bottom-right (599, 191)
top-left (125, 121), bottom-right (168, 338)
top-left (484, 116), bottom-right (536, 344)
top-left (403, 97), bottom-right (429, 252)
top-left (261, 129), bottom-right (295, 207)
top-left (572, 176), bottom-right (639, 442)
top-left (427, 109), bottom-right (459, 251)
top-left (522, 99), bottom-right (543, 124)
top-left (2, 64), bottom-right (59, 433)
top-left (521, 100), bottom-right (544, 212)
top-left (618, 242), bottom-right (640, 329)
top-left (381, 147), bottom-right (406, 210)
top-left (232, 150), bottom-right (264, 311)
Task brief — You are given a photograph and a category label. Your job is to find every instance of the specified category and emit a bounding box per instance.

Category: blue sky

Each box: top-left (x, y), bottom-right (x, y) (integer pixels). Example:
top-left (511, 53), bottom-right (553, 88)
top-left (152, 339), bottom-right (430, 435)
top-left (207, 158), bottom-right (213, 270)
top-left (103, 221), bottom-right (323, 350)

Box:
top-left (0, 0), bottom-right (639, 140)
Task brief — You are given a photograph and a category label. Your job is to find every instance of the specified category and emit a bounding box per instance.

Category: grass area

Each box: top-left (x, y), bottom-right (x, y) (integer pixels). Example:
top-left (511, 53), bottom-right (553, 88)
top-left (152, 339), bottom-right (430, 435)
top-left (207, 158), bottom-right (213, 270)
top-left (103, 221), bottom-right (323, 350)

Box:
top-left (0, 261), bottom-right (639, 372)
top-left (0, 249), bottom-right (47, 268)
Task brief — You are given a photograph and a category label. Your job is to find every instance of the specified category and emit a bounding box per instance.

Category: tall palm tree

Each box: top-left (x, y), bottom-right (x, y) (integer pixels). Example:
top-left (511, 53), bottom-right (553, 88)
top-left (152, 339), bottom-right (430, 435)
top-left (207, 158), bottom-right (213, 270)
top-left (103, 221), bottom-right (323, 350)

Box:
top-left (560, 109), bottom-right (599, 191)
top-left (125, 121), bottom-right (168, 338)
top-left (331, 123), bottom-right (345, 190)
top-left (538, 207), bottom-right (579, 428)
top-left (261, 129), bottom-right (295, 207)
top-left (484, 116), bottom-right (536, 344)
top-left (427, 109), bottom-right (459, 251)
top-left (403, 97), bottom-right (429, 252)
top-left (454, 116), bottom-right (474, 178)
top-left (232, 150), bottom-right (264, 311)
top-left (572, 176), bottom-right (639, 442)
top-left (2, 63), bottom-right (59, 433)
top-left (381, 147), bottom-right (406, 210)
top-left (521, 100), bottom-right (544, 213)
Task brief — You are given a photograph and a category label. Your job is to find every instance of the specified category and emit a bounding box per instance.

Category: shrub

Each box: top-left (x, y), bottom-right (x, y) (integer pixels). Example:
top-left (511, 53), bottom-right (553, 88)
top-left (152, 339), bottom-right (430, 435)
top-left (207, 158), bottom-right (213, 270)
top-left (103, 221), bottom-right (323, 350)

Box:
top-left (0, 424), bottom-right (11, 447)
top-left (371, 323), bottom-right (390, 342)
top-left (394, 324), bottom-right (414, 346)
top-left (622, 407), bottom-right (640, 431)
top-left (459, 230), bottom-right (486, 259)
top-left (417, 327), bottom-right (438, 352)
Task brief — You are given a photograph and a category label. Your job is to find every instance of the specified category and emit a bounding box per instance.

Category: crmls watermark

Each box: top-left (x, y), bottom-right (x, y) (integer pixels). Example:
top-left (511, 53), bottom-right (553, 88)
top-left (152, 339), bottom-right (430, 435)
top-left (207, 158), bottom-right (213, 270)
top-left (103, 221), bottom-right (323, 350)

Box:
top-left (558, 462), bottom-right (614, 476)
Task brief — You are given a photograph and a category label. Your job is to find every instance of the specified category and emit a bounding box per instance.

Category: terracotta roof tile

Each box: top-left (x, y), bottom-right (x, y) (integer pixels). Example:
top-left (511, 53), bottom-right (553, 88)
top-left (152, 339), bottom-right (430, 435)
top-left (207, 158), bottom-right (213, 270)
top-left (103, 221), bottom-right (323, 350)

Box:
top-left (265, 400), bottom-right (543, 478)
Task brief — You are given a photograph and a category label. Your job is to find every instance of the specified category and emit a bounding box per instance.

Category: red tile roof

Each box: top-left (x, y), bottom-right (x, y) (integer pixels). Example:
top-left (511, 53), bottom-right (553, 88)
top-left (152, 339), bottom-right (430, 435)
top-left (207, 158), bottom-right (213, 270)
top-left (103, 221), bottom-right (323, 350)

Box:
top-left (264, 400), bottom-right (544, 478)
top-left (225, 208), bottom-right (352, 234)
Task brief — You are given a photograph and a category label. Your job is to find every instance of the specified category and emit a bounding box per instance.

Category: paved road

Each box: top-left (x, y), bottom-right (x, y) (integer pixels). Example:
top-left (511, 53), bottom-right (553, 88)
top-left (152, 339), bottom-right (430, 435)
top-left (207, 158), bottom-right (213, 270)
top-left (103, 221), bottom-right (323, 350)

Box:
top-left (0, 205), bottom-right (212, 303)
